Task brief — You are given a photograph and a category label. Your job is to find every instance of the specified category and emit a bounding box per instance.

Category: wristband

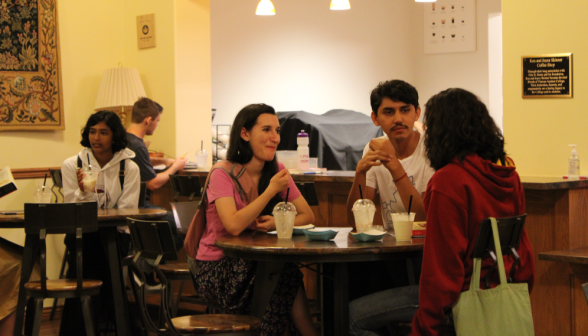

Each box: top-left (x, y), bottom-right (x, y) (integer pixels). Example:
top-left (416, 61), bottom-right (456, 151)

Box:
top-left (393, 172), bottom-right (407, 183)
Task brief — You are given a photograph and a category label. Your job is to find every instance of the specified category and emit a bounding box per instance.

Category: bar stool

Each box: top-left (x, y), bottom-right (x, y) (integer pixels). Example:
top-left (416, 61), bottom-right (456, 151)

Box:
top-left (22, 203), bottom-right (102, 336)
top-left (127, 218), bottom-right (261, 335)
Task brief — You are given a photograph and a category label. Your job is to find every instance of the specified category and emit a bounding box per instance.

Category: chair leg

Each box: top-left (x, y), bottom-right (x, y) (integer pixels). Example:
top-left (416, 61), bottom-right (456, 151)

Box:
top-left (81, 296), bottom-right (96, 336)
top-left (49, 247), bottom-right (69, 321)
top-left (30, 298), bottom-right (44, 336)
top-left (171, 280), bottom-right (184, 317)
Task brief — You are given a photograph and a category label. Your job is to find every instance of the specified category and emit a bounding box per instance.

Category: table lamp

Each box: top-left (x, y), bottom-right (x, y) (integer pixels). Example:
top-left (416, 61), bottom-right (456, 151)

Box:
top-left (94, 66), bottom-right (146, 126)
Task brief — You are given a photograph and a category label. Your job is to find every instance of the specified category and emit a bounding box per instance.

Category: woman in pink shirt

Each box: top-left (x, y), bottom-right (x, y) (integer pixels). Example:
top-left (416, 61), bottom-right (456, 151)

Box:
top-left (189, 104), bottom-right (317, 335)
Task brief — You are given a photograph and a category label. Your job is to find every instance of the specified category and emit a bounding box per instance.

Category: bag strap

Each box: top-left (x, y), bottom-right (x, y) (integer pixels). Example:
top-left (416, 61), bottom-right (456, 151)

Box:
top-left (119, 159), bottom-right (125, 190)
top-left (490, 217), bottom-right (508, 285)
top-left (470, 217), bottom-right (507, 292)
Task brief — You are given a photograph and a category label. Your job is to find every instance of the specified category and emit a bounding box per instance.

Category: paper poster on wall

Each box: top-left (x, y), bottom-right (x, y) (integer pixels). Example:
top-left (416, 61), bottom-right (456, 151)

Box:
top-left (423, 0), bottom-right (476, 54)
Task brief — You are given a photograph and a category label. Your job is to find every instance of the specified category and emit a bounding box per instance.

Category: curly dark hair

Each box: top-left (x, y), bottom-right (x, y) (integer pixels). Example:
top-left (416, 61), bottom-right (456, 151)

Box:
top-left (226, 103), bottom-right (281, 216)
top-left (424, 88), bottom-right (505, 171)
top-left (80, 111), bottom-right (128, 153)
top-left (370, 80), bottom-right (419, 116)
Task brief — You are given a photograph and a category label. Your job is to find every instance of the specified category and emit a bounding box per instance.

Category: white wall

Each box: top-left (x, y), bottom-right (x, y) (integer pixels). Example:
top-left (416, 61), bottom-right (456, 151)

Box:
top-left (211, 0), bottom-right (501, 124)
top-left (412, 1), bottom-right (501, 109)
top-left (211, 0), bottom-right (417, 124)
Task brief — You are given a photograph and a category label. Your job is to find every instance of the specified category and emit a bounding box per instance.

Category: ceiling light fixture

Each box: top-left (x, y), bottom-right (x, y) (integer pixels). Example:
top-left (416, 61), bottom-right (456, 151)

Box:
top-left (256, 0), bottom-right (275, 15)
top-left (330, 0), bottom-right (351, 10)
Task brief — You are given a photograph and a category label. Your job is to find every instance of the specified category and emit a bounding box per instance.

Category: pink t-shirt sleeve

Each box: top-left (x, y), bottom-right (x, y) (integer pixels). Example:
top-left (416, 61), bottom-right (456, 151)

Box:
top-left (206, 169), bottom-right (237, 204)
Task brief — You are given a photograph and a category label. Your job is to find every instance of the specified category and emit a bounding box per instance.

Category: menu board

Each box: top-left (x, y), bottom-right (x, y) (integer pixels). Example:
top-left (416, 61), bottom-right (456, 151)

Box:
top-left (423, 0), bottom-right (476, 54)
top-left (522, 54), bottom-right (572, 98)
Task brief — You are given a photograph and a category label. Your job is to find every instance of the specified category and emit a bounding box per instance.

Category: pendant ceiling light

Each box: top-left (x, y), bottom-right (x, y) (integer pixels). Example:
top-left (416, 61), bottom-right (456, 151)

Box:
top-left (256, 0), bottom-right (275, 15)
top-left (415, 0), bottom-right (437, 2)
top-left (330, 0), bottom-right (351, 10)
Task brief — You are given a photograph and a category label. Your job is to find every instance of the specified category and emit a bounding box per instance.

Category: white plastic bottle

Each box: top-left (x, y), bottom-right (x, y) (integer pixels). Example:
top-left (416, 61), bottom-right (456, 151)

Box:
top-left (568, 144), bottom-right (580, 180)
top-left (297, 130), bottom-right (309, 172)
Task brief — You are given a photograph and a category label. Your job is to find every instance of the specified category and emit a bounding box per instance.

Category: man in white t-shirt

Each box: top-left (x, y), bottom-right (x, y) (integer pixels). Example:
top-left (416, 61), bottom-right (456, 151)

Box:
top-left (347, 79), bottom-right (435, 228)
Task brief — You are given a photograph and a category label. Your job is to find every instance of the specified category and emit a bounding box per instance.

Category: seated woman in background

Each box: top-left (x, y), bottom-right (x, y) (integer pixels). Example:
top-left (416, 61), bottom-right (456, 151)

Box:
top-left (349, 88), bottom-right (535, 336)
top-left (185, 104), bottom-right (318, 336)
top-left (60, 110), bottom-right (140, 335)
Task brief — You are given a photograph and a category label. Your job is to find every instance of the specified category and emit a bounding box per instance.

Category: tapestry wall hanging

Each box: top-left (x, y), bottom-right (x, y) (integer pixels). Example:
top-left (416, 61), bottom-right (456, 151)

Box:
top-left (0, 0), bottom-right (63, 131)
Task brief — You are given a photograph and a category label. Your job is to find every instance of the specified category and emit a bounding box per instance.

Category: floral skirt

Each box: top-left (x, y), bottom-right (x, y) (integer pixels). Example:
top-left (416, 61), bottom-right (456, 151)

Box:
top-left (193, 257), bottom-right (303, 336)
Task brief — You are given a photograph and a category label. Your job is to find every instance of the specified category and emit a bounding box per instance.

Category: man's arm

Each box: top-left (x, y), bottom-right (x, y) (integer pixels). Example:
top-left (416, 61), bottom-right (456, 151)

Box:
top-left (150, 157), bottom-right (175, 167)
top-left (146, 157), bottom-right (187, 191)
top-left (346, 149), bottom-right (389, 228)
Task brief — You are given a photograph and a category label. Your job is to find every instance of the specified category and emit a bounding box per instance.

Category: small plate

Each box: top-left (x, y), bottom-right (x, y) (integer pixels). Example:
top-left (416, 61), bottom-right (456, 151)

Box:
top-left (293, 224), bottom-right (315, 235)
top-left (304, 229), bottom-right (338, 241)
top-left (351, 229), bottom-right (386, 242)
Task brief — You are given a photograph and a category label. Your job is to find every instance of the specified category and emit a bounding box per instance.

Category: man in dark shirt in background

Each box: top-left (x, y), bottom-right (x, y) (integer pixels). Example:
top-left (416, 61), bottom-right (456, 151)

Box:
top-left (126, 97), bottom-right (187, 203)
top-left (126, 97), bottom-right (187, 286)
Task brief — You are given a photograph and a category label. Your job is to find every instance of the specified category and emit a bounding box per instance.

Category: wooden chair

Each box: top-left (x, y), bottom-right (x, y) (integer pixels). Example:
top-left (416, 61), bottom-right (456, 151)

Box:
top-left (127, 218), bottom-right (261, 335)
top-left (22, 202), bottom-right (102, 336)
top-left (169, 175), bottom-right (202, 202)
top-left (160, 202), bottom-right (222, 317)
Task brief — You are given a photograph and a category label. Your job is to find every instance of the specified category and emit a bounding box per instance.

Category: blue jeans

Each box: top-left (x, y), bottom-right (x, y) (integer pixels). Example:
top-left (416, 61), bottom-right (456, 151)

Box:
top-left (349, 285), bottom-right (420, 336)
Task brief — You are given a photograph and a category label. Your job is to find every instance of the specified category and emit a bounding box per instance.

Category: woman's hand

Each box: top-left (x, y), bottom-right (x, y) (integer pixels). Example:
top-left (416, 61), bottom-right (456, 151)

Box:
top-left (254, 215), bottom-right (276, 232)
top-left (268, 169), bottom-right (291, 195)
top-left (77, 169), bottom-right (86, 191)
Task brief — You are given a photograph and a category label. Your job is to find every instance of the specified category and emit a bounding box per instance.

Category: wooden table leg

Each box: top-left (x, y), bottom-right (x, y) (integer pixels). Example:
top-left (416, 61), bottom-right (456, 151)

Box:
top-left (14, 234), bottom-right (37, 336)
top-left (251, 261), bottom-right (284, 319)
top-left (101, 227), bottom-right (130, 336)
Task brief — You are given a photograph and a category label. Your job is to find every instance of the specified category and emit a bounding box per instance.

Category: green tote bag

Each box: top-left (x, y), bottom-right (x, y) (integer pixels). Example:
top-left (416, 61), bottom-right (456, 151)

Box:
top-left (452, 218), bottom-right (535, 336)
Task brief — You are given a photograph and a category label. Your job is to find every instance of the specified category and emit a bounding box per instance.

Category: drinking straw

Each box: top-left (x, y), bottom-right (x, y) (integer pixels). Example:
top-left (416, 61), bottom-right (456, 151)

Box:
top-left (87, 153), bottom-right (91, 170)
top-left (407, 195), bottom-right (413, 220)
top-left (180, 152), bottom-right (188, 159)
top-left (359, 185), bottom-right (364, 200)
top-left (201, 140), bottom-right (203, 151)
top-left (42, 173), bottom-right (47, 190)
top-left (285, 188), bottom-right (290, 204)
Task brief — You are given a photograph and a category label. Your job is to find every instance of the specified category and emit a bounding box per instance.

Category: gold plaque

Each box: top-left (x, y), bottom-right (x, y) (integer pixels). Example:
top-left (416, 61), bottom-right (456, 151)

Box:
top-left (522, 53), bottom-right (572, 99)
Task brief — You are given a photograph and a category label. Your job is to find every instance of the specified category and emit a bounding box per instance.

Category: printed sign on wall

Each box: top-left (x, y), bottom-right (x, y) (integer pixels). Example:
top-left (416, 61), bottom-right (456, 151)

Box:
top-left (423, 0), bottom-right (476, 54)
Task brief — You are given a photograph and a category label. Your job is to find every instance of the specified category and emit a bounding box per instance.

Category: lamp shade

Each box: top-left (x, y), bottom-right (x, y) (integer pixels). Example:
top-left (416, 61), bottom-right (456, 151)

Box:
top-left (256, 0), bottom-right (275, 16)
top-left (94, 67), bottom-right (146, 110)
top-left (330, 0), bottom-right (351, 10)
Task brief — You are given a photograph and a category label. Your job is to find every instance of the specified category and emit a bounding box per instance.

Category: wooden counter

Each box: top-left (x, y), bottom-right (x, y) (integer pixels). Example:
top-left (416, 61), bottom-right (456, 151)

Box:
top-left (152, 170), bottom-right (588, 336)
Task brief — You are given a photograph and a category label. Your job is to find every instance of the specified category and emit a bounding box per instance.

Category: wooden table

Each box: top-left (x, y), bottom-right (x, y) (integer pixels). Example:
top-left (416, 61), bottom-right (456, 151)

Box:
top-left (539, 247), bottom-right (588, 334)
top-left (1, 208), bottom-right (167, 336)
top-left (215, 230), bottom-right (424, 336)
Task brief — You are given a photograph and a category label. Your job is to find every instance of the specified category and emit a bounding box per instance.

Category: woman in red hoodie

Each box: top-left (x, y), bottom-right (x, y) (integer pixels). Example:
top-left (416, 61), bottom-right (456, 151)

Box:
top-left (349, 88), bottom-right (535, 336)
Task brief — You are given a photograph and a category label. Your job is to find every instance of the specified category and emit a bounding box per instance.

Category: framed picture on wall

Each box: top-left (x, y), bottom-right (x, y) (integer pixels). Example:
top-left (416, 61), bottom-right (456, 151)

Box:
top-left (0, 0), bottom-right (64, 131)
top-left (423, 0), bottom-right (477, 54)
